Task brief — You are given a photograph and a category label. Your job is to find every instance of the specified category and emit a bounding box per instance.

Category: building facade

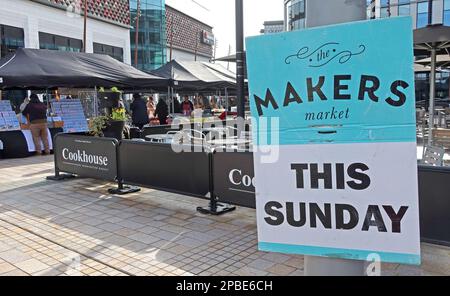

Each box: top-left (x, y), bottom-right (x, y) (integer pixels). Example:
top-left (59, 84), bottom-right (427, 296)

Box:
top-left (284, 0), bottom-right (306, 31)
top-left (369, 0), bottom-right (450, 28)
top-left (128, 0), bottom-right (214, 72)
top-left (0, 0), bottom-right (131, 62)
top-left (284, 0), bottom-right (367, 31)
top-left (129, 0), bottom-right (166, 72)
top-left (165, 4), bottom-right (213, 63)
top-left (260, 20), bottom-right (285, 34)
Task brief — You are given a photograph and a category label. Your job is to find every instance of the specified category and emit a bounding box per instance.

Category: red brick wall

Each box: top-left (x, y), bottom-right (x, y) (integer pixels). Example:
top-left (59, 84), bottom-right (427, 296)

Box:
top-left (38, 0), bottom-right (130, 26)
top-left (166, 5), bottom-right (213, 58)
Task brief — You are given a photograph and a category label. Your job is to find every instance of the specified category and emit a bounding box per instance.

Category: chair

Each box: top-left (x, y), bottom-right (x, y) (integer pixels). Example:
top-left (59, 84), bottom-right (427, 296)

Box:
top-left (421, 145), bottom-right (446, 167)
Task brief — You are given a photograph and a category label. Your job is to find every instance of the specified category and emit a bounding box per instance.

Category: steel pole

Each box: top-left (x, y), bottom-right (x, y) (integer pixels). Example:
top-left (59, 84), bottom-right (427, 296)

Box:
top-left (303, 0), bottom-right (367, 276)
top-left (83, 0), bottom-right (88, 53)
top-left (428, 0), bottom-right (433, 25)
top-left (235, 0), bottom-right (245, 118)
top-left (428, 47), bottom-right (437, 146)
top-left (134, 0), bottom-right (141, 68)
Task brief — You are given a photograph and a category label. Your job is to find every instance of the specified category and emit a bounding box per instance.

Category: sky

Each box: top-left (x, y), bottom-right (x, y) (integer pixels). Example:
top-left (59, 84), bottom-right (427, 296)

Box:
top-left (166, 0), bottom-right (285, 59)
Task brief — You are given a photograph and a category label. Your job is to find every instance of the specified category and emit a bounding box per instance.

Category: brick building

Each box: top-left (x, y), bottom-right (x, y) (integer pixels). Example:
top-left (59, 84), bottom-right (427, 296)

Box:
top-left (165, 4), bottom-right (213, 62)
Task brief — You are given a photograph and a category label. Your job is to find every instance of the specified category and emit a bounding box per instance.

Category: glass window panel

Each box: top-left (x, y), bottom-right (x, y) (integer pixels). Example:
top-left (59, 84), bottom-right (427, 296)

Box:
top-left (399, 4), bottom-right (410, 16)
top-left (418, 2), bottom-right (428, 14)
top-left (417, 13), bottom-right (428, 28)
top-left (444, 10), bottom-right (450, 26)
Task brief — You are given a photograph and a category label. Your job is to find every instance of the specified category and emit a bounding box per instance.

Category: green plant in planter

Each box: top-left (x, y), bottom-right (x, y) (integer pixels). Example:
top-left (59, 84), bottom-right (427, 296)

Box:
top-left (89, 115), bottom-right (109, 137)
top-left (111, 107), bottom-right (127, 121)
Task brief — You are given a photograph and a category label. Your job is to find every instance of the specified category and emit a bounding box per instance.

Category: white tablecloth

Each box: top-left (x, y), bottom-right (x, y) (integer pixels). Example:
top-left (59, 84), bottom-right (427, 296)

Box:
top-left (21, 129), bottom-right (53, 152)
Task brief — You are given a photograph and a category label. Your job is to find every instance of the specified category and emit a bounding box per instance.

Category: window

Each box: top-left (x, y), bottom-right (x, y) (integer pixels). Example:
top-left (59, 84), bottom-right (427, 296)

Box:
top-left (93, 43), bottom-right (124, 62)
top-left (0, 24), bottom-right (24, 58)
top-left (444, 0), bottom-right (450, 25)
top-left (130, 0), bottom-right (166, 71)
top-left (286, 0), bottom-right (306, 31)
top-left (398, 0), bottom-right (410, 16)
top-left (39, 32), bottom-right (82, 52)
top-left (380, 0), bottom-right (390, 18)
top-left (417, 2), bottom-right (429, 28)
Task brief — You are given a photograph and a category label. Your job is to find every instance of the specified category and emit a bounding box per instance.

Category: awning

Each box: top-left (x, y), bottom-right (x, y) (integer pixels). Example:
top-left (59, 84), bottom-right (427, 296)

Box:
top-left (0, 48), bottom-right (168, 90)
top-left (415, 54), bottom-right (450, 68)
top-left (413, 25), bottom-right (450, 146)
top-left (151, 60), bottom-right (236, 91)
top-left (414, 25), bottom-right (450, 56)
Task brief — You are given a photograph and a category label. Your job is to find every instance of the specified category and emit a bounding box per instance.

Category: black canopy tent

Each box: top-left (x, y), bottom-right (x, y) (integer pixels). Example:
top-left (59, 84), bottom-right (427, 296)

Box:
top-left (0, 48), bottom-right (168, 91)
top-left (151, 60), bottom-right (237, 113)
top-left (414, 25), bottom-right (450, 146)
top-left (151, 60), bottom-right (236, 91)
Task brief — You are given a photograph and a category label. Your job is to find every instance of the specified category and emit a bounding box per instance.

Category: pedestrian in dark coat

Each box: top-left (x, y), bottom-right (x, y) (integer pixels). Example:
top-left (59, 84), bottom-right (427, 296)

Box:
top-left (130, 93), bottom-right (149, 129)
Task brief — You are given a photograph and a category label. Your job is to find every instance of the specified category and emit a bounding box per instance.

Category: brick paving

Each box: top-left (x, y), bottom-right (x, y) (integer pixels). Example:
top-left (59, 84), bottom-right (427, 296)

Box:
top-left (0, 155), bottom-right (449, 276)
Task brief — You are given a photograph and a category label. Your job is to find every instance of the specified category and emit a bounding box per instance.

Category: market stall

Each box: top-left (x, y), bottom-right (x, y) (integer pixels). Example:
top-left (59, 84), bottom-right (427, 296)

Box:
top-left (0, 48), bottom-right (168, 158)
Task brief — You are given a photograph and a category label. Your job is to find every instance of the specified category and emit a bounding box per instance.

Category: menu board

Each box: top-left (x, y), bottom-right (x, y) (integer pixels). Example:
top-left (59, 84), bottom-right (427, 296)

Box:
top-left (0, 100), bottom-right (13, 112)
top-left (51, 99), bottom-right (88, 133)
top-left (0, 101), bottom-right (20, 131)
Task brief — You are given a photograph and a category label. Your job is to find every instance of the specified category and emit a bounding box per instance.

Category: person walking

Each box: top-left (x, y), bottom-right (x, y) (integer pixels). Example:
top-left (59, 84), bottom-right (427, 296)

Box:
top-left (154, 99), bottom-right (169, 125)
top-left (22, 94), bottom-right (50, 155)
top-left (130, 93), bottom-right (149, 130)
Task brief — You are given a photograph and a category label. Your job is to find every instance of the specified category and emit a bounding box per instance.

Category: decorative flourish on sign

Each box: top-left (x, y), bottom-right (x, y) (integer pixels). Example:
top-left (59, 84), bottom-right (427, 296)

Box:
top-left (284, 42), bottom-right (366, 67)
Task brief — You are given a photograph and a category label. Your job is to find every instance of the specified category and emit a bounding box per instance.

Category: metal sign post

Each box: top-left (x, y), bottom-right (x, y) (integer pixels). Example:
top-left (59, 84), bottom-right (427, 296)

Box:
top-left (303, 0), bottom-right (367, 276)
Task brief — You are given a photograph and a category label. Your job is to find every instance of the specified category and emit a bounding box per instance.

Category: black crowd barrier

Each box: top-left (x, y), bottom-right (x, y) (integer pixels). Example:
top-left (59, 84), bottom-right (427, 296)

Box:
top-left (418, 165), bottom-right (450, 247)
top-left (118, 141), bottom-right (210, 198)
top-left (47, 133), bottom-right (450, 245)
top-left (213, 151), bottom-right (256, 209)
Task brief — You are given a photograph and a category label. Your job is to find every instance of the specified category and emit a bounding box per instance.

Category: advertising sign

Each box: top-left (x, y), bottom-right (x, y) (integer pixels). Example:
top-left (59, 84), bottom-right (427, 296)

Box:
top-left (51, 99), bottom-right (88, 133)
top-left (213, 151), bottom-right (256, 208)
top-left (54, 134), bottom-right (118, 182)
top-left (246, 18), bottom-right (420, 265)
top-left (202, 30), bottom-right (215, 46)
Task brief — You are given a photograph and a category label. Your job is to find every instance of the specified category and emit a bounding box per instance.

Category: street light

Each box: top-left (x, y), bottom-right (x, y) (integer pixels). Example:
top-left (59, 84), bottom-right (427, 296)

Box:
top-left (134, 0), bottom-right (141, 68)
top-left (235, 0), bottom-right (245, 118)
top-left (83, 0), bottom-right (88, 53)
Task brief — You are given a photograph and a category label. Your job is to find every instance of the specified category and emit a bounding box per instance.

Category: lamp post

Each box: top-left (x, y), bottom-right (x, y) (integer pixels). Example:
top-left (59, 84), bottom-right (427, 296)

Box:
top-left (302, 0), bottom-right (367, 276)
top-left (134, 0), bottom-right (141, 68)
top-left (83, 0), bottom-right (88, 53)
top-left (169, 16), bottom-right (174, 61)
top-left (428, 0), bottom-right (433, 25)
top-left (235, 0), bottom-right (245, 118)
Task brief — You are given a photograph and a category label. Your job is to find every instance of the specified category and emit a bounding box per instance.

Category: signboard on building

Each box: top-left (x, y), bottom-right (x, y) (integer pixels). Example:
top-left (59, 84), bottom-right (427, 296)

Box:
top-left (201, 30), bottom-right (215, 46)
top-left (245, 17), bottom-right (421, 265)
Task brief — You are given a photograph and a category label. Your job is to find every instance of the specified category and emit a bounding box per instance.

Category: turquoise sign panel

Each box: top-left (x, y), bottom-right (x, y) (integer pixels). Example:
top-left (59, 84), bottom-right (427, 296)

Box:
top-left (246, 17), bottom-right (416, 145)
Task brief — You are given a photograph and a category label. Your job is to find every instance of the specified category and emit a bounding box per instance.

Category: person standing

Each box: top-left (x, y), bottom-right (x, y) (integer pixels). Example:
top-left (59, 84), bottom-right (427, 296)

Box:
top-left (22, 94), bottom-right (50, 155)
top-left (154, 99), bottom-right (169, 125)
top-left (130, 93), bottom-right (149, 130)
top-left (147, 96), bottom-right (156, 121)
top-left (181, 96), bottom-right (194, 116)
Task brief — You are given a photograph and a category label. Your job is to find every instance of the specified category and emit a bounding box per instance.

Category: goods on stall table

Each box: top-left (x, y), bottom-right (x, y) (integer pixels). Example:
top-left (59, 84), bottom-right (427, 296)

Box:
top-left (51, 99), bottom-right (88, 133)
top-left (0, 101), bottom-right (20, 131)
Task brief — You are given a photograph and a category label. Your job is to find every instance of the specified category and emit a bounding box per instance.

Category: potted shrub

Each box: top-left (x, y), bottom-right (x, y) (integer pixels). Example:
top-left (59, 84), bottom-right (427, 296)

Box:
top-left (102, 107), bottom-right (127, 140)
top-left (89, 108), bottom-right (127, 140)
top-left (89, 116), bottom-right (109, 137)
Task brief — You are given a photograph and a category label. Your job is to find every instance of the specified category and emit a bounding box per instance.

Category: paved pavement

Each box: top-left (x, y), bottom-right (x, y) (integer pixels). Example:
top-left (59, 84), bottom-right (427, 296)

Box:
top-left (0, 155), bottom-right (449, 276)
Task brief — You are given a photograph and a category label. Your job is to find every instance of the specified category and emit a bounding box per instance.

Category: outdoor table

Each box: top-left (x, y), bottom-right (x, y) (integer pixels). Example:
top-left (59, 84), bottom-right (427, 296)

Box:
top-left (145, 134), bottom-right (174, 144)
top-left (202, 127), bottom-right (229, 134)
top-left (0, 128), bottom-right (62, 158)
top-left (206, 138), bottom-right (251, 150)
